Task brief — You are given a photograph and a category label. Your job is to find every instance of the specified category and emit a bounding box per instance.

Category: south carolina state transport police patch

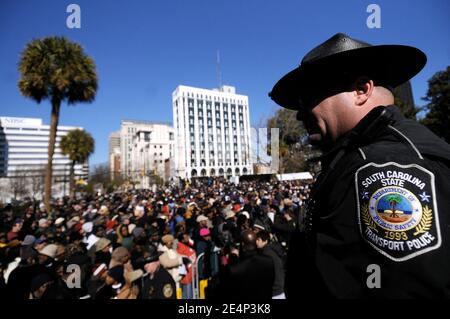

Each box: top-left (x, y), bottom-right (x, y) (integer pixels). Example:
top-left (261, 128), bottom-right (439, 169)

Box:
top-left (355, 162), bottom-right (441, 261)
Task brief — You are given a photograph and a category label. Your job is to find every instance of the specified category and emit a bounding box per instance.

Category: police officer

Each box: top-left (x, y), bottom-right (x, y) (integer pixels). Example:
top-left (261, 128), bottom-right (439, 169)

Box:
top-left (140, 246), bottom-right (176, 299)
top-left (269, 33), bottom-right (450, 298)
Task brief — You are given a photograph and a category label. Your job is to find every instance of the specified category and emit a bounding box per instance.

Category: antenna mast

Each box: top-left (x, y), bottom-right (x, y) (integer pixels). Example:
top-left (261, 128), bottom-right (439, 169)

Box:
top-left (216, 50), bottom-right (222, 89)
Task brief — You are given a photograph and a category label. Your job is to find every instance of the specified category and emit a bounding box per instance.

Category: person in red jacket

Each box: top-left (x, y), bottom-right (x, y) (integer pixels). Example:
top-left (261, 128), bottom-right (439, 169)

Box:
top-left (176, 232), bottom-right (196, 299)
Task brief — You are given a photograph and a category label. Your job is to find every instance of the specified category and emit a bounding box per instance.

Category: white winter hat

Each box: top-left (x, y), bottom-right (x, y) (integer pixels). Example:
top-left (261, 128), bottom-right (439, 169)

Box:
top-left (82, 222), bottom-right (93, 233)
top-left (55, 217), bottom-right (65, 226)
top-left (39, 244), bottom-right (58, 259)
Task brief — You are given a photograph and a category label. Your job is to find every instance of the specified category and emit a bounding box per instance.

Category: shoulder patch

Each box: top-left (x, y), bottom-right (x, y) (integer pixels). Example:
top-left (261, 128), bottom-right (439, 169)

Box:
top-left (355, 162), bottom-right (441, 262)
top-left (163, 283), bottom-right (173, 298)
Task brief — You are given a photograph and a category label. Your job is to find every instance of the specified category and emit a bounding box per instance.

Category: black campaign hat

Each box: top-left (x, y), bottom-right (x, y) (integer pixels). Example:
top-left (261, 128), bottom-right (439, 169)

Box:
top-left (269, 33), bottom-right (427, 110)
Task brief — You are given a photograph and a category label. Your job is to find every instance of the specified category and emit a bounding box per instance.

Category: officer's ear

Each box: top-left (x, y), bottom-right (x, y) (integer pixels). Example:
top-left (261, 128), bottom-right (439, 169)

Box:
top-left (352, 76), bottom-right (374, 106)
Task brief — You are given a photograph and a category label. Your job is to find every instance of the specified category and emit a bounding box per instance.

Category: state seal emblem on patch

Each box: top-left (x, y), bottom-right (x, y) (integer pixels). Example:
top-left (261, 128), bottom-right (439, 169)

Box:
top-left (355, 162), bottom-right (441, 261)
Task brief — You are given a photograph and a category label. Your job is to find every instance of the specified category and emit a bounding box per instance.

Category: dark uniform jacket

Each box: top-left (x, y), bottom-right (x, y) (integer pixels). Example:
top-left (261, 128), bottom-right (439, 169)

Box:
top-left (141, 266), bottom-right (176, 299)
top-left (260, 244), bottom-right (285, 296)
top-left (286, 105), bottom-right (450, 298)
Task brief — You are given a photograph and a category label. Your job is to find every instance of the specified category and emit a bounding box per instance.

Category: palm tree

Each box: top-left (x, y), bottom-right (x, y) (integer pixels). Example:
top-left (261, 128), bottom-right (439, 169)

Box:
top-left (18, 37), bottom-right (98, 211)
top-left (386, 194), bottom-right (402, 218)
top-left (60, 129), bottom-right (95, 199)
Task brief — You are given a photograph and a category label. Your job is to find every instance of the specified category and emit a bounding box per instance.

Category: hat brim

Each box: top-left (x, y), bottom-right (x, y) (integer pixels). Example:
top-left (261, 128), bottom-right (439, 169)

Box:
top-left (269, 45), bottom-right (426, 110)
top-left (145, 251), bottom-right (163, 263)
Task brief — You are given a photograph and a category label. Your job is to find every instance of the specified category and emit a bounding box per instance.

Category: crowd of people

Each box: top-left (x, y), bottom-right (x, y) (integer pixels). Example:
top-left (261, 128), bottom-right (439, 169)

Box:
top-left (0, 177), bottom-right (313, 299)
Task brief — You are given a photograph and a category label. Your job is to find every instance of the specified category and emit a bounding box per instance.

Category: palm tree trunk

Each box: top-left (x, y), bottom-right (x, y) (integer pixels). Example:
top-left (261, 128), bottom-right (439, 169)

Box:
top-left (44, 98), bottom-right (60, 213)
top-left (69, 160), bottom-right (75, 199)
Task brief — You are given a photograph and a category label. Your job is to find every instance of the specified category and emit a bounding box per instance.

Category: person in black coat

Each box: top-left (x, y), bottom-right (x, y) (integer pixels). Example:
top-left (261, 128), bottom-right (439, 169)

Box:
top-left (210, 230), bottom-right (274, 300)
top-left (256, 230), bottom-right (286, 299)
top-left (6, 247), bottom-right (46, 299)
top-left (270, 32), bottom-right (450, 298)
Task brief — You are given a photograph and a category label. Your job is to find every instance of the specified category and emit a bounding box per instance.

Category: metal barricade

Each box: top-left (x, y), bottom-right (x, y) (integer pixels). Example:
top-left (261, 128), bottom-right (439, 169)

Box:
top-left (192, 252), bottom-right (205, 299)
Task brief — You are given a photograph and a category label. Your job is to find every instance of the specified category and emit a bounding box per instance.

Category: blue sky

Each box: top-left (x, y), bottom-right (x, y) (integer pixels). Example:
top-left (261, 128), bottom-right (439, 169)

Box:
top-left (0, 0), bottom-right (448, 167)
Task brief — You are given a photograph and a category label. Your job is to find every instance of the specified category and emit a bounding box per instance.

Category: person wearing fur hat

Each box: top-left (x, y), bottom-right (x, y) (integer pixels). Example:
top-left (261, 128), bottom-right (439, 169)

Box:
top-left (270, 33), bottom-right (450, 298)
top-left (158, 234), bottom-right (183, 292)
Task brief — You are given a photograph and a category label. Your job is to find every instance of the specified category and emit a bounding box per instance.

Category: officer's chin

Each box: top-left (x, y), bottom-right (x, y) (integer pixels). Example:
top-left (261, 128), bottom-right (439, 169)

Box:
top-left (308, 133), bottom-right (332, 151)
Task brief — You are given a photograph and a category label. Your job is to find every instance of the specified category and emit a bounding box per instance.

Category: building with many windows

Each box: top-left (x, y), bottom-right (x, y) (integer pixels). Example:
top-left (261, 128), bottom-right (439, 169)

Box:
top-left (117, 120), bottom-right (175, 186)
top-left (172, 85), bottom-right (252, 179)
top-left (0, 116), bottom-right (89, 200)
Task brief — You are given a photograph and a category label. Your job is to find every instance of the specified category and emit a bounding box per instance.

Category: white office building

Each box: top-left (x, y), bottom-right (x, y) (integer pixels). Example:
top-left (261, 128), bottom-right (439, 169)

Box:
top-left (172, 85), bottom-right (252, 179)
top-left (119, 120), bottom-right (175, 186)
top-left (0, 116), bottom-right (89, 200)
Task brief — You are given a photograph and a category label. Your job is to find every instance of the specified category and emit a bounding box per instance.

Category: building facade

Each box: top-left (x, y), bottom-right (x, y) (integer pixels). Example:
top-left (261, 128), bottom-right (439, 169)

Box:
top-left (108, 131), bottom-right (121, 180)
top-left (172, 85), bottom-right (252, 179)
top-left (0, 116), bottom-right (89, 200)
top-left (118, 120), bottom-right (175, 186)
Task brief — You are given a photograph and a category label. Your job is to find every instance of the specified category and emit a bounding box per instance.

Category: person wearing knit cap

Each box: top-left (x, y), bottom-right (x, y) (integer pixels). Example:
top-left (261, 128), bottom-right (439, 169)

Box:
top-left (21, 235), bottom-right (36, 247)
top-left (38, 218), bottom-right (49, 229)
top-left (104, 265), bottom-right (125, 298)
top-left (199, 228), bottom-right (210, 238)
top-left (82, 222), bottom-right (99, 250)
top-left (253, 219), bottom-right (266, 233)
top-left (134, 205), bottom-right (145, 218)
top-left (132, 227), bottom-right (145, 241)
top-left (107, 265), bottom-right (125, 285)
top-left (82, 222), bottom-right (93, 233)
top-left (54, 217), bottom-right (65, 227)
